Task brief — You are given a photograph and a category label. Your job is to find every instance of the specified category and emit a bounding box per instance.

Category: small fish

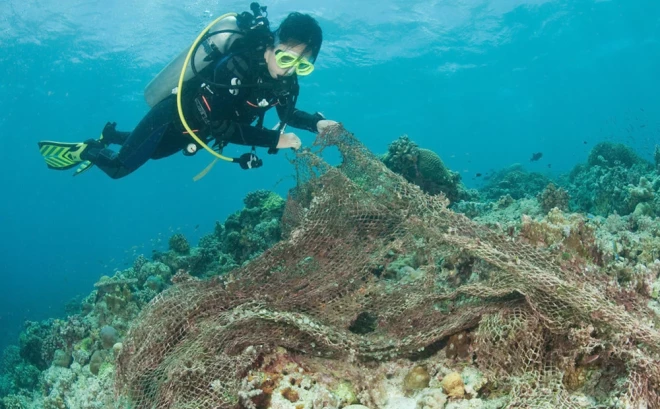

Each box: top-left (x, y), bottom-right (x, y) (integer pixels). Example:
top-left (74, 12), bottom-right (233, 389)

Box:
top-left (476, 173), bottom-right (482, 177)
top-left (194, 224), bottom-right (200, 230)
top-left (547, 164), bottom-right (552, 168)
top-left (530, 152), bottom-right (543, 161)
top-left (583, 141), bottom-right (588, 144)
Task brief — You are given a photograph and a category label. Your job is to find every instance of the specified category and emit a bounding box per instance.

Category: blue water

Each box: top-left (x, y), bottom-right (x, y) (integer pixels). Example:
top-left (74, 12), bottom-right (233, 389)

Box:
top-left (0, 0), bottom-right (658, 352)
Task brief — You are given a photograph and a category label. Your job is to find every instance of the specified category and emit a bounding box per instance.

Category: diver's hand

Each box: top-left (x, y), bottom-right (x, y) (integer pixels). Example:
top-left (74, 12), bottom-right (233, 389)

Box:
top-left (317, 119), bottom-right (339, 133)
top-left (276, 132), bottom-right (302, 150)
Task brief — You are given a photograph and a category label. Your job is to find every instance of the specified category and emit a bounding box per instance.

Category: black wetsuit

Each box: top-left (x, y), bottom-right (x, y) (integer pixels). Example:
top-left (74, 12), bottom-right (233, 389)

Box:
top-left (83, 41), bottom-right (322, 179)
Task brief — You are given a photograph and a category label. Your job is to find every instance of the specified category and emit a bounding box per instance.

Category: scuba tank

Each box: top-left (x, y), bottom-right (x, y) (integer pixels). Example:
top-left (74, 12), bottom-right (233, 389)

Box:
top-left (144, 16), bottom-right (242, 108)
top-left (145, 3), bottom-right (271, 108)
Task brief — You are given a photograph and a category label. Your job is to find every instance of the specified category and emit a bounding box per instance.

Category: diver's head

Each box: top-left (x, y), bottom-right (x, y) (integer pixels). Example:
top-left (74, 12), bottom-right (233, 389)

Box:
top-left (264, 12), bottom-right (323, 79)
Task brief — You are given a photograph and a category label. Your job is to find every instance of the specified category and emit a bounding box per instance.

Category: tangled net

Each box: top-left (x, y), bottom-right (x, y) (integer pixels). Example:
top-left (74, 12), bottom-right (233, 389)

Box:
top-left (116, 126), bottom-right (660, 408)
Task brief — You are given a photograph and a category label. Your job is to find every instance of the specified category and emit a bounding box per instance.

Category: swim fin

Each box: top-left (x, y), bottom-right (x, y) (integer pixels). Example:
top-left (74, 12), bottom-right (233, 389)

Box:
top-left (37, 122), bottom-right (121, 176)
top-left (38, 140), bottom-right (92, 172)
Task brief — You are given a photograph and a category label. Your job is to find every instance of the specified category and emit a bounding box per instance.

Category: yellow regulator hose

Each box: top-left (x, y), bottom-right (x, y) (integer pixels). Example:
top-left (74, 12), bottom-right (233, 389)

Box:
top-left (177, 13), bottom-right (237, 162)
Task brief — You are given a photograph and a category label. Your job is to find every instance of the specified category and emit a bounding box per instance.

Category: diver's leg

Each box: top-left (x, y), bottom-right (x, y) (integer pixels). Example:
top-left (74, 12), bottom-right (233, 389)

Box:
top-left (82, 99), bottom-right (176, 179)
top-left (100, 122), bottom-right (131, 145)
top-left (82, 125), bottom-right (170, 179)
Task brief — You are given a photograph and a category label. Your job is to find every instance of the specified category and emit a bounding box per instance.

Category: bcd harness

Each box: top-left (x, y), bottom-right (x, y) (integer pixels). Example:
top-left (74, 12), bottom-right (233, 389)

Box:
top-left (181, 3), bottom-right (300, 171)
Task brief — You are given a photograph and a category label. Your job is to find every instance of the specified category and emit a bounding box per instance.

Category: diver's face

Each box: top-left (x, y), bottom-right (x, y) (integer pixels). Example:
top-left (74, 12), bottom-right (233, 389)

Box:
top-left (265, 42), bottom-right (313, 79)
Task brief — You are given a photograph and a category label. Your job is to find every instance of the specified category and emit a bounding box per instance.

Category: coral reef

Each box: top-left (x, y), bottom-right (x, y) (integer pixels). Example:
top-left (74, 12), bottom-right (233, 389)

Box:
top-left (99, 326), bottom-right (119, 349)
top-left (112, 128), bottom-right (660, 409)
top-left (0, 189), bottom-right (292, 407)
top-left (587, 141), bottom-right (649, 169)
top-left (221, 189), bottom-right (286, 264)
top-left (3, 130), bottom-right (660, 409)
top-left (381, 135), bottom-right (474, 203)
top-left (537, 182), bottom-right (570, 213)
top-left (566, 141), bottom-right (657, 216)
top-left (152, 190), bottom-right (286, 278)
top-left (229, 348), bottom-right (502, 409)
top-left (479, 164), bottom-right (551, 201)
top-left (168, 233), bottom-right (191, 254)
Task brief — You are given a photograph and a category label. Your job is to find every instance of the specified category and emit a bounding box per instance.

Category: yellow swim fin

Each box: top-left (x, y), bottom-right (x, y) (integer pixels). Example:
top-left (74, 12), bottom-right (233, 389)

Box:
top-left (37, 141), bottom-right (89, 171)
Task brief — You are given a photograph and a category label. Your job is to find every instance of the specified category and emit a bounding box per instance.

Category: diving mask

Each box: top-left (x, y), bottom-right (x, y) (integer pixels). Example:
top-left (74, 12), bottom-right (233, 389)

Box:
top-left (275, 49), bottom-right (315, 76)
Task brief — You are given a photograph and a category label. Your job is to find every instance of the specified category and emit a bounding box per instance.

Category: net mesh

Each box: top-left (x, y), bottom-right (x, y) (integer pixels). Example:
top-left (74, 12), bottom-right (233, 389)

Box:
top-left (116, 126), bottom-right (660, 408)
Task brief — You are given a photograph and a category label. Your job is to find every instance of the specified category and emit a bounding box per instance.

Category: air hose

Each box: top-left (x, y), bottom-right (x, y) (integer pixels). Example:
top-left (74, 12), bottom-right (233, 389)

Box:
top-left (176, 13), bottom-right (237, 163)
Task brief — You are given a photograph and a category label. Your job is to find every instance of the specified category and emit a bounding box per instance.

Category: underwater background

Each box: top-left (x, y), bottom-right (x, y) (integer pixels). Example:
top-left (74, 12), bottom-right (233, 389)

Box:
top-left (0, 0), bottom-right (659, 401)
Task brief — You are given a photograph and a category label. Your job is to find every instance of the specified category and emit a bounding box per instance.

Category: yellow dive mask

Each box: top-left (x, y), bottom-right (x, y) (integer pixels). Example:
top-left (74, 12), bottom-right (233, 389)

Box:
top-left (275, 49), bottom-right (315, 76)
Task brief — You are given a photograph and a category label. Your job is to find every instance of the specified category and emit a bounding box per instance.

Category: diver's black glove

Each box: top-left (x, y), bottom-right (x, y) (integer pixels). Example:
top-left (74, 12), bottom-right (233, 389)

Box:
top-left (235, 152), bottom-right (263, 170)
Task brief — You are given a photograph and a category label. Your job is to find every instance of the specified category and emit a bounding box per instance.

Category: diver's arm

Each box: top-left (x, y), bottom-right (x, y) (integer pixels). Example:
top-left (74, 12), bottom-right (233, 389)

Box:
top-left (276, 104), bottom-right (324, 133)
top-left (223, 122), bottom-right (281, 149)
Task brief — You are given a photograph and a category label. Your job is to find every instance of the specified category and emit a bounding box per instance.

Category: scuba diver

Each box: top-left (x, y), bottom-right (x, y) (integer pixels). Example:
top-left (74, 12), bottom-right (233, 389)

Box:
top-left (38, 3), bottom-right (337, 179)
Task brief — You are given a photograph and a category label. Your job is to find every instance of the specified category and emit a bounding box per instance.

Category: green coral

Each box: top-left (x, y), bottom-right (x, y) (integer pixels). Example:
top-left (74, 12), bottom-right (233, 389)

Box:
top-left (1, 395), bottom-right (29, 409)
top-left (12, 363), bottom-right (40, 390)
top-left (566, 143), bottom-right (656, 216)
top-left (18, 320), bottom-right (54, 370)
top-left (76, 337), bottom-right (93, 353)
top-left (168, 233), bottom-right (191, 254)
top-left (381, 134), bottom-right (418, 178)
top-left (217, 190), bottom-right (286, 265)
top-left (416, 148), bottom-right (467, 202)
top-left (381, 135), bottom-right (473, 202)
top-left (587, 142), bottom-right (650, 170)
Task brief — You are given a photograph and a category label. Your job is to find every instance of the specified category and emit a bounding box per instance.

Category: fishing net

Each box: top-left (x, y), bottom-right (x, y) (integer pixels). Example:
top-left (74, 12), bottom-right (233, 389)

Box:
top-left (115, 126), bottom-right (660, 408)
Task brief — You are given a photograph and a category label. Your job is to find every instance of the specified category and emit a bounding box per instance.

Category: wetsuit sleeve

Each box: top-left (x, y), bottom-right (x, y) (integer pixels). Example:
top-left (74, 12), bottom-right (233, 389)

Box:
top-left (225, 123), bottom-right (280, 148)
top-left (276, 103), bottom-right (324, 133)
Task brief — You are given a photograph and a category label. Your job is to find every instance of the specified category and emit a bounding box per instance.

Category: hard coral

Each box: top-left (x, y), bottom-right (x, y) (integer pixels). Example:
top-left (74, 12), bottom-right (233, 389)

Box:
top-left (168, 233), bottom-right (190, 254)
top-left (99, 326), bottom-right (119, 349)
top-left (537, 183), bottom-right (570, 214)
top-left (519, 208), bottom-right (603, 265)
top-left (587, 142), bottom-right (650, 170)
top-left (480, 164), bottom-right (551, 201)
top-left (403, 366), bottom-right (431, 395)
top-left (568, 143), bottom-right (656, 216)
top-left (218, 190), bottom-right (286, 265)
top-left (445, 332), bottom-right (472, 360)
top-left (19, 320), bottom-right (57, 370)
top-left (440, 372), bottom-right (465, 399)
top-left (381, 135), bottom-right (472, 203)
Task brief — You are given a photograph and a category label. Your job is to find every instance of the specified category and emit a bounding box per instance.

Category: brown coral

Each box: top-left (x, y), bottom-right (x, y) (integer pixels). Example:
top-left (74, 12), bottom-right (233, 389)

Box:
top-left (403, 366), bottom-right (430, 395)
top-left (281, 387), bottom-right (300, 402)
top-left (446, 331), bottom-right (472, 359)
